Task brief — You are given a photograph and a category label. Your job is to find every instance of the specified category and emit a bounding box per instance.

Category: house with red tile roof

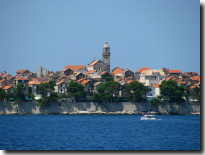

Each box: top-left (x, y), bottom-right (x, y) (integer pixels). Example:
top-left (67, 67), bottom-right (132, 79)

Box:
top-left (139, 69), bottom-right (166, 98)
top-left (93, 82), bottom-right (103, 94)
top-left (17, 69), bottom-right (31, 76)
top-left (71, 72), bottom-right (85, 81)
top-left (87, 70), bottom-right (101, 79)
top-left (28, 81), bottom-right (41, 96)
top-left (0, 79), bottom-right (7, 88)
top-left (191, 76), bottom-right (200, 83)
top-left (3, 85), bottom-right (14, 94)
top-left (65, 65), bottom-right (87, 75)
top-left (61, 68), bottom-right (73, 76)
top-left (153, 84), bottom-right (160, 97)
top-left (15, 77), bottom-right (29, 94)
top-left (1, 73), bottom-right (12, 80)
top-left (124, 69), bottom-right (134, 78)
top-left (168, 70), bottom-right (181, 77)
top-left (54, 81), bottom-right (68, 94)
top-left (112, 67), bottom-right (124, 80)
top-left (135, 67), bottom-right (151, 80)
top-left (88, 59), bottom-right (108, 73)
top-left (80, 79), bottom-right (94, 97)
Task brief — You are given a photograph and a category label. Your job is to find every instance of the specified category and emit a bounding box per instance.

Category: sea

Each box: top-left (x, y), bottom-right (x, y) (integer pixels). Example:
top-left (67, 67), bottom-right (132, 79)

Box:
top-left (0, 115), bottom-right (200, 150)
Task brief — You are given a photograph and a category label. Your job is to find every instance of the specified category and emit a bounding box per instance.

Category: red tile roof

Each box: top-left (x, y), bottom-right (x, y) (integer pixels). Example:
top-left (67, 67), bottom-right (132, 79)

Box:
top-left (58, 76), bottom-right (65, 80)
top-left (135, 67), bottom-right (151, 73)
top-left (80, 80), bottom-right (90, 84)
top-left (15, 74), bottom-right (21, 79)
top-left (62, 68), bottom-right (71, 72)
top-left (180, 82), bottom-right (187, 84)
top-left (0, 79), bottom-right (6, 83)
top-left (8, 76), bottom-right (14, 80)
top-left (17, 69), bottom-right (25, 74)
top-left (191, 76), bottom-right (200, 81)
top-left (190, 86), bottom-right (196, 89)
top-left (65, 65), bottom-right (86, 70)
top-left (153, 84), bottom-right (160, 88)
top-left (87, 70), bottom-right (96, 74)
top-left (16, 77), bottom-right (28, 81)
top-left (169, 70), bottom-right (181, 74)
top-left (112, 67), bottom-right (124, 76)
top-left (3, 85), bottom-right (13, 90)
top-left (1, 74), bottom-right (8, 78)
top-left (28, 81), bottom-right (41, 85)
top-left (77, 79), bottom-right (86, 83)
top-left (101, 71), bottom-right (106, 75)
top-left (56, 81), bottom-right (65, 86)
top-left (126, 80), bottom-right (134, 84)
top-left (88, 60), bottom-right (99, 66)
top-left (0, 72), bottom-right (6, 77)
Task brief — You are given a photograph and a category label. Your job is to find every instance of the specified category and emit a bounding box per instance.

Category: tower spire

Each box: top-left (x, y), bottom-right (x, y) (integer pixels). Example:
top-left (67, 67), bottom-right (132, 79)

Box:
top-left (102, 40), bottom-right (111, 72)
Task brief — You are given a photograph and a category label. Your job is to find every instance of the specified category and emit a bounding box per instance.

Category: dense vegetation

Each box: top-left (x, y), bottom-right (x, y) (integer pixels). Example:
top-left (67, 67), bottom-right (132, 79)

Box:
top-left (159, 80), bottom-right (190, 103)
top-left (0, 79), bottom-right (200, 105)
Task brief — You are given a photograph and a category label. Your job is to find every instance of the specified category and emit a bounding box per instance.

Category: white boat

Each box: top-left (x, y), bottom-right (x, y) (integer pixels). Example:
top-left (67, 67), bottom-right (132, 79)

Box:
top-left (141, 114), bottom-right (158, 120)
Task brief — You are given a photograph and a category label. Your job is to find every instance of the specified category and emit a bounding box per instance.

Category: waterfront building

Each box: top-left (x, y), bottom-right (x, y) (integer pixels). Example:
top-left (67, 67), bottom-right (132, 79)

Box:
top-left (15, 77), bottom-right (29, 94)
top-left (3, 85), bottom-right (14, 94)
top-left (139, 69), bottom-right (166, 97)
top-left (28, 81), bottom-right (41, 96)
top-left (55, 81), bottom-right (68, 94)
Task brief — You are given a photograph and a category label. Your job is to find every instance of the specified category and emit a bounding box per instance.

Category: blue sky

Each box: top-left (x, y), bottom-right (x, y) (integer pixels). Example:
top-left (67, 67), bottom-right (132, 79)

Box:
top-left (0, 0), bottom-right (200, 75)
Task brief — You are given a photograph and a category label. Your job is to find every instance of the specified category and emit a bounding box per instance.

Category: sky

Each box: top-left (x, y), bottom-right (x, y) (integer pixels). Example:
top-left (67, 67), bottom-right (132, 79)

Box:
top-left (0, 0), bottom-right (200, 76)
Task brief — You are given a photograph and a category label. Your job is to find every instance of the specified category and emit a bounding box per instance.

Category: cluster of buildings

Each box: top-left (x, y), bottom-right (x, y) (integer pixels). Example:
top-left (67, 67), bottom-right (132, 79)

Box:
top-left (0, 41), bottom-right (200, 102)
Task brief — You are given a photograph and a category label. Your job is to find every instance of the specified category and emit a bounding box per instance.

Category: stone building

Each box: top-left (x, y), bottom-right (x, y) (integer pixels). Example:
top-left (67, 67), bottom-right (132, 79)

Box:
top-left (36, 65), bottom-right (49, 78)
top-left (88, 60), bottom-right (107, 72)
top-left (102, 40), bottom-right (111, 72)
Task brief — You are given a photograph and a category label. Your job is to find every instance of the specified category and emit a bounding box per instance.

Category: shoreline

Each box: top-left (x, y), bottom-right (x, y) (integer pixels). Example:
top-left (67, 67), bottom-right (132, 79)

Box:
top-left (0, 101), bottom-right (200, 116)
top-left (0, 111), bottom-right (200, 115)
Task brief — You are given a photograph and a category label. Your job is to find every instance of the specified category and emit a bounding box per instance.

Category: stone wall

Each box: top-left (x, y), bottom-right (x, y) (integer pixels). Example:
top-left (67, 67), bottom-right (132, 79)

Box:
top-left (0, 101), bottom-right (200, 115)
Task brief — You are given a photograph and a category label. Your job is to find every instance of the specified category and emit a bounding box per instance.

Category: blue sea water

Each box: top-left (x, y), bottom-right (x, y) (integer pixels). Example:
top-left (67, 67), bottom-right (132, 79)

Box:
top-left (0, 115), bottom-right (200, 150)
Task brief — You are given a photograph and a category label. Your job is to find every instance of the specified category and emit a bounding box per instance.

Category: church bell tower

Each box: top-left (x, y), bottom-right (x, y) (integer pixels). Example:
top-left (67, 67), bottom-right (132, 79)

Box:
top-left (102, 40), bottom-right (111, 72)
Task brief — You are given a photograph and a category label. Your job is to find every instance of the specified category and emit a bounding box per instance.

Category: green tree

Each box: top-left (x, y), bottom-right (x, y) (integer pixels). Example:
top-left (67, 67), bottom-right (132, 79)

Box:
top-left (26, 94), bottom-right (35, 101)
top-left (151, 97), bottom-right (161, 107)
top-left (6, 93), bottom-right (15, 101)
top-left (0, 88), bottom-right (6, 101)
top-left (36, 80), bottom-right (57, 105)
top-left (101, 73), bottom-right (114, 82)
top-left (193, 84), bottom-right (200, 101)
top-left (14, 83), bottom-right (25, 103)
top-left (67, 81), bottom-right (86, 101)
top-left (125, 81), bottom-right (151, 102)
top-left (92, 81), bottom-right (121, 102)
top-left (159, 80), bottom-right (187, 103)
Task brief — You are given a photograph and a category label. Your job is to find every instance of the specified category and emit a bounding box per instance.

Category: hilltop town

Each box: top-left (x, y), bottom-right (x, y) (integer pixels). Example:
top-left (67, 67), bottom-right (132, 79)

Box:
top-left (0, 41), bottom-right (200, 103)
